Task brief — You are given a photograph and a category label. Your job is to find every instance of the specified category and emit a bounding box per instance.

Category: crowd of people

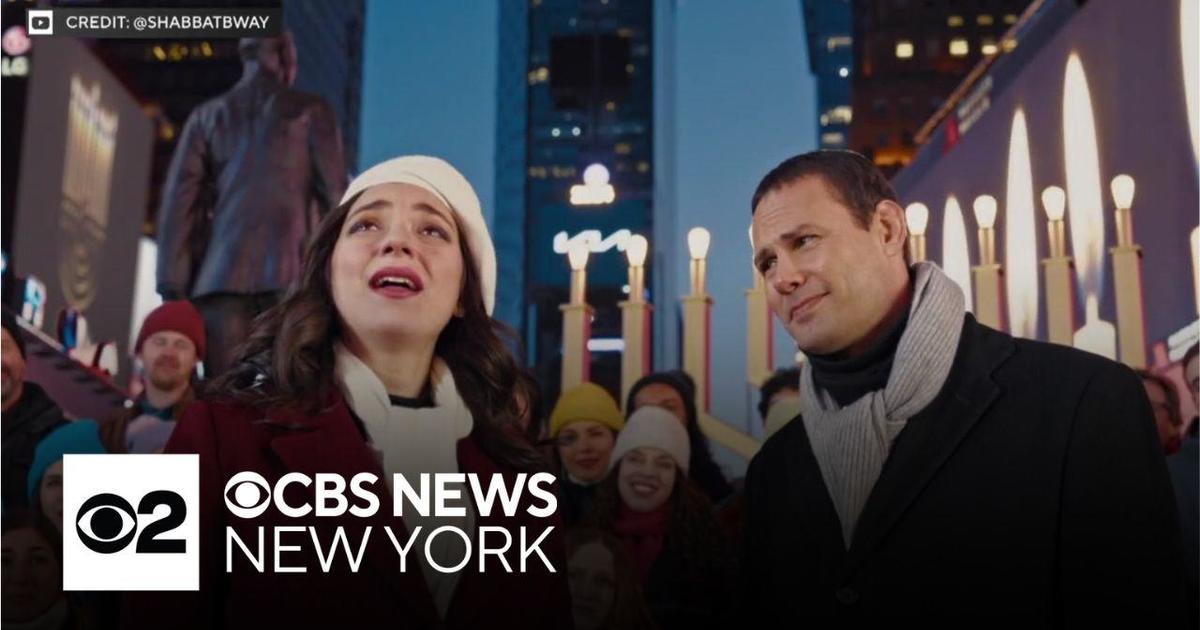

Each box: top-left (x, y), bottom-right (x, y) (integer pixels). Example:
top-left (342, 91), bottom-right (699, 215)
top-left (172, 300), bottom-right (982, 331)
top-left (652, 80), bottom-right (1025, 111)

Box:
top-left (2, 138), bottom-right (1196, 629)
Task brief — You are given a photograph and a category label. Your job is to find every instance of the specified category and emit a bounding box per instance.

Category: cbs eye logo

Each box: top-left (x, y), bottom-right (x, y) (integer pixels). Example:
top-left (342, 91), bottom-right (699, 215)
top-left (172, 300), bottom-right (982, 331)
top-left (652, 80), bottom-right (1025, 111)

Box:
top-left (223, 472), bottom-right (271, 518)
top-left (75, 490), bottom-right (187, 554)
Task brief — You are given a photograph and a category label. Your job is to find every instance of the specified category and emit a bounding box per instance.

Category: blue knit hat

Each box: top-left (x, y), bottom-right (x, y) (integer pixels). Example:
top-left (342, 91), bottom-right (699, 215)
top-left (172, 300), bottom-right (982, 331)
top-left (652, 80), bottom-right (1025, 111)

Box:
top-left (28, 420), bottom-right (107, 504)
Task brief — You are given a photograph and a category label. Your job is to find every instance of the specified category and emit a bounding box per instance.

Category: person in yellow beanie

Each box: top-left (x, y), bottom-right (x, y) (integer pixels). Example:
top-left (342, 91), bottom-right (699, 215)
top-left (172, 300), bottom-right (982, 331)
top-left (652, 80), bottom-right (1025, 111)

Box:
top-left (550, 382), bottom-right (624, 526)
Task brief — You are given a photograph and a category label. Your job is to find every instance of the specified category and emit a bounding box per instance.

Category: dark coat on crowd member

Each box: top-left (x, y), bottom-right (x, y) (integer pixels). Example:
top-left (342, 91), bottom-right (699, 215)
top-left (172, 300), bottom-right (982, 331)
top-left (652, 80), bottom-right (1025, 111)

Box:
top-left (559, 474), bottom-right (598, 528)
top-left (626, 373), bottom-right (734, 504)
top-left (2, 382), bottom-right (67, 512)
top-left (1168, 423), bottom-right (1199, 626)
top-left (740, 314), bottom-right (1189, 626)
top-left (123, 392), bottom-right (573, 630)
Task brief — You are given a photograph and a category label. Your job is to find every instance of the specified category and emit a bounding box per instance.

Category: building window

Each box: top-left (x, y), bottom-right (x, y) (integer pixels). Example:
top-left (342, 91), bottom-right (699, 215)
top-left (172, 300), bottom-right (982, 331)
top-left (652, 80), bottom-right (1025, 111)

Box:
top-left (527, 66), bottom-right (549, 85)
top-left (821, 132), bottom-right (846, 146)
top-left (895, 40), bottom-right (914, 59)
top-left (976, 14), bottom-right (994, 26)
top-left (1002, 38), bottom-right (1018, 52)
top-left (826, 35), bottom-right (852, 51)
top-left (820, 114), bottom-right (830, 126)
top-left (1003, 13), bottom-right (1019, 25)
top-left (827, 105), bottom-right (853, 124)
top-left (949, 38), bottom-right (969, 57)
top-left (947, 15), bottom-right (964, 27)
top-left (981, 38), bottom-right (998, 56)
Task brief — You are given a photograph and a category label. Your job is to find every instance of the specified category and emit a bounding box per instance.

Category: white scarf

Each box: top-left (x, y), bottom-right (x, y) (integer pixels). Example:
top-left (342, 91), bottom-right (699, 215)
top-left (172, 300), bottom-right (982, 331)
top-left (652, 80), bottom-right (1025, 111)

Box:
top-left (335, 344), bottom-right (474, 619)
top-left (800, 262), bottom-right (965, 547)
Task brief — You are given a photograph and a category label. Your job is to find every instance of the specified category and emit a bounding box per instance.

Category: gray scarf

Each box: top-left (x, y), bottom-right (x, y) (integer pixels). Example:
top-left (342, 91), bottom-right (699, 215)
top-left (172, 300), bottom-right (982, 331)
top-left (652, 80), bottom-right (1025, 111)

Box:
top-left (800, 262), bottom-right (965, 547)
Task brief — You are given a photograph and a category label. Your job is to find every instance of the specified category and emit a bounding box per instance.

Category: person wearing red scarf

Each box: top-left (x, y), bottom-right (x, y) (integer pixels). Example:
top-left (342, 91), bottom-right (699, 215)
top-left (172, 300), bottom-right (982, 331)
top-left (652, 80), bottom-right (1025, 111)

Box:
top-left (585, 407), bottom-right (735, 630)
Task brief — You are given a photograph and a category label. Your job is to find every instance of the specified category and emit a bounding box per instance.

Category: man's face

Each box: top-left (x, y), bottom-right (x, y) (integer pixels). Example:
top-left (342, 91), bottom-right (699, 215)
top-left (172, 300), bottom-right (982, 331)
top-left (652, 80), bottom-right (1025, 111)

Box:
top-left (1142, 378), bottom-right (1181, 455)
top-left (752, 176), bottom-right (905, 355)
top-left (1, 329), bottom-right (26, 408)
top-left (138, 331), bottom-right (197, 394)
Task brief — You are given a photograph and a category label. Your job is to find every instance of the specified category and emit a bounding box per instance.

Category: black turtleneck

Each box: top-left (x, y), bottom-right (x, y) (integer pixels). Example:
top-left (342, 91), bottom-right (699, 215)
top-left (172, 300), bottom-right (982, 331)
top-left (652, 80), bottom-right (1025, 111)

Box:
top-left (807, 305), bottom-right (910, 407)
top-left (387, 385), bottom-right (435, 409)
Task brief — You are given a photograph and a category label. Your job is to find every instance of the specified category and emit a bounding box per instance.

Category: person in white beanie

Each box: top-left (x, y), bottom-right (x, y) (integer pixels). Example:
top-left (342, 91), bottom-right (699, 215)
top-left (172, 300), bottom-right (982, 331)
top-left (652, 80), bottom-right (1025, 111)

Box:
top-left (132, 156), bottom-right (569, 630)
top-left (584, 406), bottom-right (735, 630)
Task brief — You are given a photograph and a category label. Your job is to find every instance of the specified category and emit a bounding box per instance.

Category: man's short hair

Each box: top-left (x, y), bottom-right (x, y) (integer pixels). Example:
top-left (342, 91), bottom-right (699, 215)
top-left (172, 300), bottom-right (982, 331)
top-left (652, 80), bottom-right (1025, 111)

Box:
top-left (758, 366), bottom-right (801, 420)
top-left (751, 150), bottom-right (899, 229)
top-left (1137, 369), bottom-right (1182, 427)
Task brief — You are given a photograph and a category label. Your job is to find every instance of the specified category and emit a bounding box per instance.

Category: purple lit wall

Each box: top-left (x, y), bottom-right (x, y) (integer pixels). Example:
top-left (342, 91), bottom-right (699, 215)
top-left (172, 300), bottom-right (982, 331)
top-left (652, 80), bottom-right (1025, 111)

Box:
top-left (894, 0), bottom-right (1199, 361)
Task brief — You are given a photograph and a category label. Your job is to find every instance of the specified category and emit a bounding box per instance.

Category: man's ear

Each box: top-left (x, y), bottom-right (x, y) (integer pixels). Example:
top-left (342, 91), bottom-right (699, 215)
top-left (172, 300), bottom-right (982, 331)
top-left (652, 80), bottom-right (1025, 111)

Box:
top-left (873, 199), bottom-right (909, 259)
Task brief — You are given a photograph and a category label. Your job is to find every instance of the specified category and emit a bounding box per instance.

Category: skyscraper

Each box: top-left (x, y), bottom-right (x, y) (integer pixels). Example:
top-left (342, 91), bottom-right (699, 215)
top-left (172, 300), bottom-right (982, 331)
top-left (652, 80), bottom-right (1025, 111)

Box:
top-left (523, 0), bottom-right (654, 399)
top-left (849, 0), bottom-right (1032, 175)
top-left (802, 0), bottom-right (854, 149)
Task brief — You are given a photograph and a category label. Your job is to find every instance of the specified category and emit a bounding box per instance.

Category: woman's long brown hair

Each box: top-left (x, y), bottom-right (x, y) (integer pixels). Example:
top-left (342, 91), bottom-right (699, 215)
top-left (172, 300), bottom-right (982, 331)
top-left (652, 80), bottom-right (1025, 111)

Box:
top-left (204, 192), bottom-right (544, 471)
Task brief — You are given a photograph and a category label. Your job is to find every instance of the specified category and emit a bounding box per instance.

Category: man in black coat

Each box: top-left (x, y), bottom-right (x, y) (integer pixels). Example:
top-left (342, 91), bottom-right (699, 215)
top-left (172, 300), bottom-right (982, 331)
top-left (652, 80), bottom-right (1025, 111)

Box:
top-left (741, 151), bottom-right (1188, 625)
top-left (2, 311), bottom-right (67, 511)
top-left (156, 33), bottom-right (346, 377)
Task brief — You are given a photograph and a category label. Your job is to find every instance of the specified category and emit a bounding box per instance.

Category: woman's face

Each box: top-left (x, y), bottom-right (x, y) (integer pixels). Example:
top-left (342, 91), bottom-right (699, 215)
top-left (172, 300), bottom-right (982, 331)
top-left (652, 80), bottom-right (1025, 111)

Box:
top-left (557, 421), bottom-right (616, 483)
top-left (1, 527), bottom-right (61, 623)
top-left (331, 183), bottom-right (465, 347)
top-left (632, 383), bottom-right (688, 426)
top-left (38, 461), bottom-right (64, 532)
top-left (568, 541), bottom-right (616, 630)
top-left (617, 447), bottom-right (677, 513)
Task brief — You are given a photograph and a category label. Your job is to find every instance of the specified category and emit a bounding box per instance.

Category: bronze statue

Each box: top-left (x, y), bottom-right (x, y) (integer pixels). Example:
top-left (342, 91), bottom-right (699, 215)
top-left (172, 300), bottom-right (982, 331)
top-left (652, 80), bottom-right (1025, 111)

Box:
top-left (156, 33), bottom-right (346, 376)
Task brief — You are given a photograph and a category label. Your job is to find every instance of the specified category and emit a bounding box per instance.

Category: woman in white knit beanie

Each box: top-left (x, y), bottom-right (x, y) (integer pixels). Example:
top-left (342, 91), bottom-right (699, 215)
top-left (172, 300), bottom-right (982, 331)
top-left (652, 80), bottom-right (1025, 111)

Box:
top-left (583, 406), bottom-right (735, 629)
top-left (157, 156), bottom-right (570, 629)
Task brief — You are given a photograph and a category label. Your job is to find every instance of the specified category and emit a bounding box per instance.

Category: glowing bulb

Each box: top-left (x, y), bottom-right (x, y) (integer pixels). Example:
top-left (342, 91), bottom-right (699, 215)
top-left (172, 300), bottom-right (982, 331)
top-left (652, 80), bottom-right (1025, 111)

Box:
top-left (567, 241), bottom-right (589, 270)
top-left (1110, 174), bottom-right (1135, 209)
top-left (1041, 186), bottom-right (1066, 221)
top-left (583, 163), bottom-right (609, 186)
top-left (905, 202), bottom-right (929, 236)
top-left (626, 234), bottom-right (648, 267)
top-left (973, 195), bottom-right (998, 229)
top-left (687, 227), bottom-right (711, 260)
